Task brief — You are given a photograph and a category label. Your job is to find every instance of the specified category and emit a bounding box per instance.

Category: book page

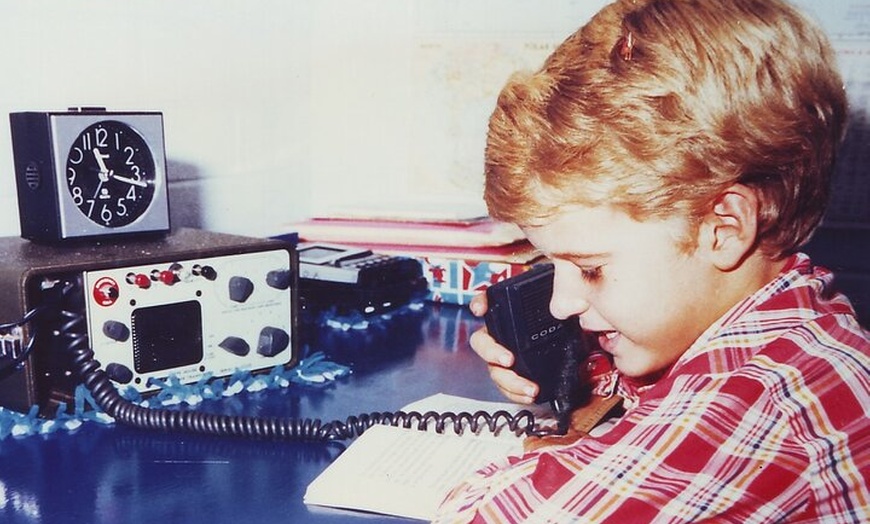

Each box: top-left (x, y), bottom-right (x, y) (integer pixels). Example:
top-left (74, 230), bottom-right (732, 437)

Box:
top-left (304, 424), bottom-right (520, 520)
top-left (304, 394), bottom-right (547, 520)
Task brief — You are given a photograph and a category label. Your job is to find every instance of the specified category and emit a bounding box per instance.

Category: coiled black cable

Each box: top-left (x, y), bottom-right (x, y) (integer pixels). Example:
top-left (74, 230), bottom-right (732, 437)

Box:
top-left (0, 306), bottom-right (45, 381)
top-left (41, 279), bottom-right (542, 442)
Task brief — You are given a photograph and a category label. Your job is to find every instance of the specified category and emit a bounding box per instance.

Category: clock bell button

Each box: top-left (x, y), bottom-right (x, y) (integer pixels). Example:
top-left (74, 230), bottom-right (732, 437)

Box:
top-left (266, 269), bottom-right (292, 290)
top-left (257, 326), bottom-right (290, 357)
top-left (228, 276), bottom-right (255, 303)
top-left (94, 282), bottom-right (120, 303)
top-left (102, 320), bottom-right (130, 342)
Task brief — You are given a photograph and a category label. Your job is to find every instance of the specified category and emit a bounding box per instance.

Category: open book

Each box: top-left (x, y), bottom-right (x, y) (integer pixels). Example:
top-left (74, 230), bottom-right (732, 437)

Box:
top-left (304, 394), bottom-right (551, 521)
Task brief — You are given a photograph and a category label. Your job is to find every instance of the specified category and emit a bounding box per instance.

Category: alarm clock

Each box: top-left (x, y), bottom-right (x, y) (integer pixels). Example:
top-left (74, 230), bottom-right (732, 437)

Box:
top-left (9, 108), bottom-right (170, 242)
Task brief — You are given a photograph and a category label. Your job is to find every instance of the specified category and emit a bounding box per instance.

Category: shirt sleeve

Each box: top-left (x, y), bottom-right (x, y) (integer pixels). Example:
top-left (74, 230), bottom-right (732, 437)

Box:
top-left (434, 371), bottom-right (811, 523)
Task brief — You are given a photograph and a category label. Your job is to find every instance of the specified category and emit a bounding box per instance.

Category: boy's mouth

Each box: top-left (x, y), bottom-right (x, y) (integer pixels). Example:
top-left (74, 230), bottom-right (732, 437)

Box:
top-left (596, 330), bottom-right (620, 354)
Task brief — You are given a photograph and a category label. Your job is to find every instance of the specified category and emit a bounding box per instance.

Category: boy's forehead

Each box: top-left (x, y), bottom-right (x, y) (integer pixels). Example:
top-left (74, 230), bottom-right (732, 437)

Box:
top-left (521, 204), bottom-right (688, 257)
top-left (524, 204), bottom-right (630, 231)
top-left (522, 205), bottom-right (627, 250)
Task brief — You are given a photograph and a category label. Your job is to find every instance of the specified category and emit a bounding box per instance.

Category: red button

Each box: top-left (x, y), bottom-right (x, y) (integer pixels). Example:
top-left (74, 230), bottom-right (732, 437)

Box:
top-left (134, 273), bottom-right (151, 289)
top-left (159, 270), bottom-right (177, 285)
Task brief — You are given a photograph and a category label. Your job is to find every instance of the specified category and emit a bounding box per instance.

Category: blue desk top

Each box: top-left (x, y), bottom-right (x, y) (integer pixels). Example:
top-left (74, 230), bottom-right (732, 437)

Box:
top-left (0, 303), bottom-right (502, 524)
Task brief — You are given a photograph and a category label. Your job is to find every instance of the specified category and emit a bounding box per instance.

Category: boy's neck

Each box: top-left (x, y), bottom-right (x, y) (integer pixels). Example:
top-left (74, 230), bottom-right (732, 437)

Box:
top-left (707, 251), bottom-right (790, 327)
top-left (733, 252), bottom-right (788, 298)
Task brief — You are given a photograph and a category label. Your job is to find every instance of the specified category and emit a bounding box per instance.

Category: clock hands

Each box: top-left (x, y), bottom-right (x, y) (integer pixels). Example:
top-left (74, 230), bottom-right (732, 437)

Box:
top-left (111, 173), bottom-right (148, 188)
top-left (92, 148), bottom-right (111, 182)
top-left (91, 147), bottom-right (148, 188)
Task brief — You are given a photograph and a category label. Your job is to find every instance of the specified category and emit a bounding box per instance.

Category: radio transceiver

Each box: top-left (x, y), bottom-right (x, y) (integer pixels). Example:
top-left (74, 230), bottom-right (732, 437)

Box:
top-left (485, 263), bottom-right (590, 425)
top-left (0, 228), bottom-right (298, 415)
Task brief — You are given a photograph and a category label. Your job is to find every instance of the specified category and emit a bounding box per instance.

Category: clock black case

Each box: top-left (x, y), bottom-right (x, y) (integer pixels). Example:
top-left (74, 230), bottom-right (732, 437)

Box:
top-left (9, 108), bottom-right (170, 243)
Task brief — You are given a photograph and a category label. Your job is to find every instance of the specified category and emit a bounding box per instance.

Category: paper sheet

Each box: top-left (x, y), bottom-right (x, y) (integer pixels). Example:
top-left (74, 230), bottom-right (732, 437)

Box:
top-left (304, 394), bottom-right (546, 521)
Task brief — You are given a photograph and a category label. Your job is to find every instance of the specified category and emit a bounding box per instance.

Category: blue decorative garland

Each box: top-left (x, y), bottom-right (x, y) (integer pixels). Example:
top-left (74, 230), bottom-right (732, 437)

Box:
top-left (0, 351), bottom-right (350, 441)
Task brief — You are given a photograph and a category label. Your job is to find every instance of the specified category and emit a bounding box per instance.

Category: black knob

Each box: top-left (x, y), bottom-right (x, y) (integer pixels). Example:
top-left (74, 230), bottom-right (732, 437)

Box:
top-left (266, 269), bottom-right (292, 290)
top-left (257, 327), bottom-right (289, 357)
top-left (195, 264), bottom-right (218, 281)
top-left (219, 336), bottom-right (250, 356)
top-left (102, 320), bottom-right (130, 342)
top-left (228, 276), bottom-right (254, 302)
top-left (105, 363), bottom-right (134, 384)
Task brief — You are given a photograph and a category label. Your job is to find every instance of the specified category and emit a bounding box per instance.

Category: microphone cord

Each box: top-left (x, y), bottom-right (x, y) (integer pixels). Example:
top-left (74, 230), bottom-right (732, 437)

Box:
top-left (12, 278), bottom-right (544, 442)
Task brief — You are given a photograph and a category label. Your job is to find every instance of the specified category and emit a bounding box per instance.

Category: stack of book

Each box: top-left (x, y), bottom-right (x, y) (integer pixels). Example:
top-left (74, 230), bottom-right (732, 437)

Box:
top-left (289, 216), bottom-right (542, 305)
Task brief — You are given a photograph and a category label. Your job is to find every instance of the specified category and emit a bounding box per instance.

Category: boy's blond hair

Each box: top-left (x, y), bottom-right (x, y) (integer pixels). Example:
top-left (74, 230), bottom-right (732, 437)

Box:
top-left (485, 0), bottom-right (847, 257)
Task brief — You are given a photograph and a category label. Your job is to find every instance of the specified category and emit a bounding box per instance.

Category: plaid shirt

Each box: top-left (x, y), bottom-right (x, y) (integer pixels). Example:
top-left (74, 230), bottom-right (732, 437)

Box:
top-left (435, 254), bottom-right (870, 523)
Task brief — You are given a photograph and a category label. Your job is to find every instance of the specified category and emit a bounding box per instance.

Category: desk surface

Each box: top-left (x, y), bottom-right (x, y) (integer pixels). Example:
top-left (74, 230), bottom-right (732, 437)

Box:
top-left (0, 303), bottom-right (501, 524)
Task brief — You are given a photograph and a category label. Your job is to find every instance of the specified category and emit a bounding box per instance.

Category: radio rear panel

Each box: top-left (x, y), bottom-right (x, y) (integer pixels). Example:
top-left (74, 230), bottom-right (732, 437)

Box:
top-left (0, 228), bottom-right (298, 414)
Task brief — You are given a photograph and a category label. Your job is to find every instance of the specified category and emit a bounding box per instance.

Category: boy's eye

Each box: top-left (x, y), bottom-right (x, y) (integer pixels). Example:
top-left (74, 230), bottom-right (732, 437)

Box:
top-left (580, 266), bottom-right (603, 282)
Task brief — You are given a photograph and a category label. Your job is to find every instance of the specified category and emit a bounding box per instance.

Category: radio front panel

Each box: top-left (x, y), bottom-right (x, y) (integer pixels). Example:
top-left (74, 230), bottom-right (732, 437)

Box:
top-left (83, 249), bottom-right (293, 392)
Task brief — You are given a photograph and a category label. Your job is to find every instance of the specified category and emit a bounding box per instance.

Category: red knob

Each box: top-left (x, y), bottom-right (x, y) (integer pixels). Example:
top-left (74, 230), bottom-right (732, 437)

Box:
top-left (134, 273), bottom-right (152, 289)
top-left (159, 270), bottom-right (177, 285)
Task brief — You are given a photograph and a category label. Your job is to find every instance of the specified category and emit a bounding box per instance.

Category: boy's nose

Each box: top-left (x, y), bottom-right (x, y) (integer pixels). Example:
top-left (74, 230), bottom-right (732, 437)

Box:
top-left (549, 262), bottom-right (591, 320)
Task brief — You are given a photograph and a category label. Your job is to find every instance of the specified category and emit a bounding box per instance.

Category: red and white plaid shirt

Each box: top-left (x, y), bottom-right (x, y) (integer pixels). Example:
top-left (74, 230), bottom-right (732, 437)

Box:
top-left (435, 254), bottom-right (870, 523)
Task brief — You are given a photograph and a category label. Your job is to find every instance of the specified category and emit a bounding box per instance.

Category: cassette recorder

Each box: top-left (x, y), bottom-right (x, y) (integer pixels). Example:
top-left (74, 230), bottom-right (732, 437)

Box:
top-left (0, 228), bottom-right (298, 415)
top-left (297, 241), bottom-right (426, 315)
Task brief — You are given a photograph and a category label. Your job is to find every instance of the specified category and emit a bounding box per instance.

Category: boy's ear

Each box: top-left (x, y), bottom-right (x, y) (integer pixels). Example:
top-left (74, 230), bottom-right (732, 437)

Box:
top-left (699, 184), bottom-right (760, 271)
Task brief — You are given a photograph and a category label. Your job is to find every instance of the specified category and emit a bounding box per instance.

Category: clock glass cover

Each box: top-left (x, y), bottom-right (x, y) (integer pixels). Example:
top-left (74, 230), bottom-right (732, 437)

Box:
top-left (65, 120), bottom-right (156, 228)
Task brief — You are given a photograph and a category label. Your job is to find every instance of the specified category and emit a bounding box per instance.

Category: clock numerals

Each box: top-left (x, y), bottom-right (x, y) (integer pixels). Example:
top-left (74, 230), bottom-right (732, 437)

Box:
top-left (94, 126), bottom-right (108, 148)
top-left (68, 147), bottom-right (84, 165)
top-left (70, 186), bottom-right (84, 206)
top-left (65, 121), bottom-right (157, 228)
top-left (116, 198), bottom-right (129, 218)
top-left (124, 145), bottom-right (137, 165)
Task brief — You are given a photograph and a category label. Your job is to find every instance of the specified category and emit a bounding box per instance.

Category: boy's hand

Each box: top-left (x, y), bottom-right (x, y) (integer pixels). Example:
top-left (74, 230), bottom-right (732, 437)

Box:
top-left (469, 293), bottom-right (540, 405)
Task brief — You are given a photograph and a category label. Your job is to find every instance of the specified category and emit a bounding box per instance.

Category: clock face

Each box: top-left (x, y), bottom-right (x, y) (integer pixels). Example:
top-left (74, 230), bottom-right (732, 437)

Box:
top-left (65, 120), bottom-right (157, 228)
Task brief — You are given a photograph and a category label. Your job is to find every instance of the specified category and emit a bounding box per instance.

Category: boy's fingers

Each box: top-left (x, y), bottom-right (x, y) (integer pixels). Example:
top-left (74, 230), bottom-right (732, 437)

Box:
top-left (470, 328), bottom-right (514, 367)
top-left (470, 325), bottom-right (539, 404)
top-left (489, 365), bottom-right (539, 404)
top-left (469, 292), bottom-right (489, 317)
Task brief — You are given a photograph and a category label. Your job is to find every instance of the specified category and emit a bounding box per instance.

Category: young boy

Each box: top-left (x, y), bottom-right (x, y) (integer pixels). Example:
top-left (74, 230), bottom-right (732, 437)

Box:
top-left (434, 0), bottom-right (869, 522)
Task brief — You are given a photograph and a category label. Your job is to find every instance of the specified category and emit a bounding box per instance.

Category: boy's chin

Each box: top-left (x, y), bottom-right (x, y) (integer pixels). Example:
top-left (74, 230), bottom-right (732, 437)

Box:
top-left (612, 356), bottom-right (670, 385)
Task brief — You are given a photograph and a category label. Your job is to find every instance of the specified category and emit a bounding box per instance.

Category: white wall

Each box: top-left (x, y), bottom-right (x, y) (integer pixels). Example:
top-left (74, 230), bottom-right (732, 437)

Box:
top-left (0, 0), bottom-right (865, 239)
top-left (0, 0), bottom-right (318, 237)
top-left (304, 0), bottom-right (607, 220)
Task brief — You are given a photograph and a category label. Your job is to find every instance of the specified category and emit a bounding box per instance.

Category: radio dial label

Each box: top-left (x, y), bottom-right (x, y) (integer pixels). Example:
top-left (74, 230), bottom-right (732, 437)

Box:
top-left (92, 276), bottom-right (120, 307)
